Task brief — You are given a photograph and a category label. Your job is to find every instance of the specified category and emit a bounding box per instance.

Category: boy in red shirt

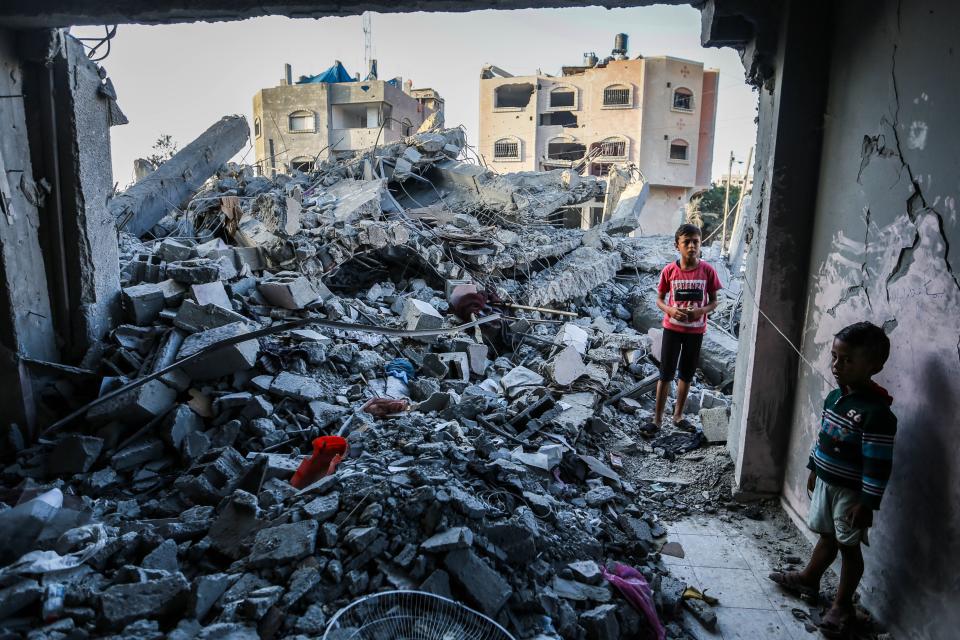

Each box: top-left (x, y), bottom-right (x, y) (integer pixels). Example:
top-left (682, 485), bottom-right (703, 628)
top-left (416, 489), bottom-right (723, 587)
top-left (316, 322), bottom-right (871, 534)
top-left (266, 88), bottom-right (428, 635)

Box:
top-left (641, 223), bottom-right (722, 435)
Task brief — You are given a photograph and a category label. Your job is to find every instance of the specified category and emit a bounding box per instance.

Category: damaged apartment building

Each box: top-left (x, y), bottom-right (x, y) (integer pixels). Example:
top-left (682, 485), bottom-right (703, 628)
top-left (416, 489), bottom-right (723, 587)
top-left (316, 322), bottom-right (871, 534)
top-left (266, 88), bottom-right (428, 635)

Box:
top-left (479, 34), bottom-right (718, 232)
top-left (0, 0), bottom-right (959, 639)
top-left (253, 60), bottom-right (444, 175)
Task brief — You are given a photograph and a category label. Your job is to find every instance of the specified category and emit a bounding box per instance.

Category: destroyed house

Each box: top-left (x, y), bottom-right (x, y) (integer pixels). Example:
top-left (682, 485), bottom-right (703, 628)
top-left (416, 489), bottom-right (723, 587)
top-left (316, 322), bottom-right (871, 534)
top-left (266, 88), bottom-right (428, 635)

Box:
top-left (479, 35), bottom-right (718, 234)
top-left (253, 61), bottom-right (443, 175)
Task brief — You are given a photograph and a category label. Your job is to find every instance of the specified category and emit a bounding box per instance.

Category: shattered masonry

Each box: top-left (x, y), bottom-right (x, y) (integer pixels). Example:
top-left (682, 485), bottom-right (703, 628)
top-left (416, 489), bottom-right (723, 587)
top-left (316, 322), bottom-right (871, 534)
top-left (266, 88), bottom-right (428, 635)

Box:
top-left (0, 124), bottom-right (741, 640)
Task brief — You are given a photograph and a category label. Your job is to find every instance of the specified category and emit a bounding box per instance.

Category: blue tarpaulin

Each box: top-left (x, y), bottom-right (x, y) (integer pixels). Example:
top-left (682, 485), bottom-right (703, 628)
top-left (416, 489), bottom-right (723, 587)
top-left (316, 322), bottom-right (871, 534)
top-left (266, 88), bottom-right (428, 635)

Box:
top-left (296, 61), bottom-right (355, 85)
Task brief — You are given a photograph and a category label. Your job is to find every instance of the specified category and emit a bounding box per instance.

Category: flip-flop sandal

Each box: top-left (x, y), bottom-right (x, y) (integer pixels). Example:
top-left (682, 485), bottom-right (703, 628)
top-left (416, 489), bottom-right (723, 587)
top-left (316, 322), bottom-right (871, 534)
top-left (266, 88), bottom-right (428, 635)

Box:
top-left (672, 418), bottom-right (697, 432)
top-left (639, 421), bottom-right (660, 438)
top-left (767, 571), bottom-right (818, 600)
top-left (818, 606), bottom-right (855, 638)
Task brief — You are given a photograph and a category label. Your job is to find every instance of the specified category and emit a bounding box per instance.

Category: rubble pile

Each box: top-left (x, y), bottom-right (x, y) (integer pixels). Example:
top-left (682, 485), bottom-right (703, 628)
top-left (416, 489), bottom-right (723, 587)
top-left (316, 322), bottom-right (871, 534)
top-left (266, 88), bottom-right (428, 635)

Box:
top-left (1, 128), bottom-right (740, 639)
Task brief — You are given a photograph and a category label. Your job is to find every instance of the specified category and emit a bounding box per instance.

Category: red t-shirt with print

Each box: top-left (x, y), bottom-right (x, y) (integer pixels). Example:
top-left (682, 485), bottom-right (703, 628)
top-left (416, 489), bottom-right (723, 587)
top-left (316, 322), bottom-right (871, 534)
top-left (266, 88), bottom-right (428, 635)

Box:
top-left (657, 260), bottom-right (722, 335)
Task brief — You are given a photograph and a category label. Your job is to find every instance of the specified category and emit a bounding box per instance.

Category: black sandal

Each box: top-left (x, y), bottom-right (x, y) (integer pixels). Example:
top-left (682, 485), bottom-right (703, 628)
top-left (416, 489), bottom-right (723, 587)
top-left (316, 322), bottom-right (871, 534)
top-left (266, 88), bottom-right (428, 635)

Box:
top-left (818, 605), bottom-right (855, 638)
top-left (673, 418), bottom-right (697, 432)
top-left (639, 421), bottom-right (660, 438)
top-left (767, 571), bottom-right (819, 600)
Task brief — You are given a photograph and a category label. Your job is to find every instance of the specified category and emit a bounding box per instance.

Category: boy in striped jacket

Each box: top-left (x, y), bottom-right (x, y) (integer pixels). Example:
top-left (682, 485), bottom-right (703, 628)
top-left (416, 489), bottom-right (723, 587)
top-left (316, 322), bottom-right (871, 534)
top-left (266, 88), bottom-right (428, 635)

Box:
top-left (769, 322), bottom-right (897, 638)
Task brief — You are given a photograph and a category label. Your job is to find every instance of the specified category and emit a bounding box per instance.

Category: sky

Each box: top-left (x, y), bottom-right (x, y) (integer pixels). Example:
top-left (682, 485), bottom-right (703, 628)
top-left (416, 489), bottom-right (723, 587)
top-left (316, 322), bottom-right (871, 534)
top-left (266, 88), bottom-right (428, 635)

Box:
top-left (70, 5), bottom-right (758, 188)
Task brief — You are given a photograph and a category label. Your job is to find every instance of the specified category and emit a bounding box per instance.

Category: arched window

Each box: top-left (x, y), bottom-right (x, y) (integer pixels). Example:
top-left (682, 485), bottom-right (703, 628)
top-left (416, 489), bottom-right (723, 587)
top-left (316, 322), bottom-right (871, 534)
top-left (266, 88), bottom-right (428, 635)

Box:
top-left (493, 137), bottom-right (521, 160)
top-left (549, 86), bottom-right (576, 109)
top-left (547, 136), bottom-right (586, 161)
top-left (673, 87), bottom-right (694, 111)
top-left (290, 156), bottom-right (313, 173)
top-left (596, 136), bottom-right (628, 158)
top-left (669, 139), bottom-right (689, 161)
top-left (602, 84), bottom-right (631, 107)
top-left (288, 110), bottom-right (316, 132)
top-left (254, 117), bottom-right (262, 138)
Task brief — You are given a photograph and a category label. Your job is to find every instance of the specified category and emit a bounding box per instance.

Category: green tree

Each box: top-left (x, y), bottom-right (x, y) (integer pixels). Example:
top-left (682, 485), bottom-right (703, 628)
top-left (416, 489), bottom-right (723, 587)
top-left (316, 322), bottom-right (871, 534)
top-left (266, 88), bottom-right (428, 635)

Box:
top-left (689, 183), bottom-right (742, 243)
top-left (146, 134), bottom-right (178, 168)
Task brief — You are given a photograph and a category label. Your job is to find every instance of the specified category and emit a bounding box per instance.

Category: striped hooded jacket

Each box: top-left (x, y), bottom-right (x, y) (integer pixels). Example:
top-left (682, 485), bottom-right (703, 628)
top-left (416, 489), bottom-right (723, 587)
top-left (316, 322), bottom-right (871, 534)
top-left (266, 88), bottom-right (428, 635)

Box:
top-left (807, 383), bottom-right (897, 510)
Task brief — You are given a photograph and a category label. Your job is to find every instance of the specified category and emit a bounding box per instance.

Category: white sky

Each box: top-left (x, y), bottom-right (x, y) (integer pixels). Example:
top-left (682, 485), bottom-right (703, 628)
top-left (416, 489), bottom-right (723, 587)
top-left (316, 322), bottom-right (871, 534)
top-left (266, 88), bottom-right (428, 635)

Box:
top-left (71, 5), bottom-right (758, 188)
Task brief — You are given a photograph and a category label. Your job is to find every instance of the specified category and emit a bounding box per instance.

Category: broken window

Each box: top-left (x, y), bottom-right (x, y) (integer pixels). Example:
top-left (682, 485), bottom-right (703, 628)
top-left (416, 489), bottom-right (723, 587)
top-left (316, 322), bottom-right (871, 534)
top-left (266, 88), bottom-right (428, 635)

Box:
top-left (669, 139), bottom-right (689, 161)
top-left (549, 87), bottom-right (575, 109)
top-left (288, 110), bottom-right (316, 132)
top-left (495, 83), bottom-right (534, 109)
top-left (547, 139), bottom-right (586, 161)
top-left (594, 137), bottom-right (627, 158)
top-left (673, 87), bottom-right (694, 111)
top-left (539, 111), bottom-right (578, 127)
top-left (291, 157), bottom-right (313, 173)
top-left (254, 117), bottom-right (261, 138)
top-left (603, 85), bottom-right (631, 107)
top-left (589, 162), bottom-right (613, 177)
top-left (493, 138), bottom-right (520, 159)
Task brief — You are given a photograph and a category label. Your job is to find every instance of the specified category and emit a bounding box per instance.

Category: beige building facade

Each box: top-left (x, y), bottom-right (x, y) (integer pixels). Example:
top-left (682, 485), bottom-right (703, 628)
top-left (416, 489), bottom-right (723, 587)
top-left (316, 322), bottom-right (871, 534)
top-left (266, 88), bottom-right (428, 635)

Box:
top-left (479, 41), bottom-right (718, 233)
top-left (253, 63), bottom-right (443, 176)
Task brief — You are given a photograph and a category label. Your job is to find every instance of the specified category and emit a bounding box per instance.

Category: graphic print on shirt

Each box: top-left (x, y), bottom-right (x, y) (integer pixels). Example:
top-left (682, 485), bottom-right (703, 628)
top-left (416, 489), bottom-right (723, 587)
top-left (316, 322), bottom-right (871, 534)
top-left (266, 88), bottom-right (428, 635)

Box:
top-left (669, 278), bottom-right (707, 329)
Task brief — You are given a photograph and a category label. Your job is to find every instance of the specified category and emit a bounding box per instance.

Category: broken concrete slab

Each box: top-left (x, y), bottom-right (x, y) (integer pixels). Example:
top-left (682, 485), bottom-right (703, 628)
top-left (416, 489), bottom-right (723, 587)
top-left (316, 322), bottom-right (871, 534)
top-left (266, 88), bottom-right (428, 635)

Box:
top-left (403, 298), bottom-right (444, 332)
top-left (248, 520), bottom-right (318, 567)
top-left (191, 281), bottom-right (232, 309)
top-left (112, 115), bottom-right (250, 237)
top-left (548, 345), bottom-right (588, 386)
top-left (421, 527), bottom-right (474, 553)
top-left (258, 273), bottom-right (323, 309)
top-left (699, 406), bottom-right (730, 443)
top-left (47, 435), bottom-right (103, 475)
top-left (121, 283), bottom-right (166, 325)
top-left (87, 378), bottom-right (177, 425)
top-left (99, 573), bottom-right (190, 629)
top-left (444, 548), bottom-right (512, 617)
top-left (525, 247), bottom-right (622, 307)
top-left (176, 322), bottom-right (259, 380)
top-left (174, 300), bottom-right (249, 334)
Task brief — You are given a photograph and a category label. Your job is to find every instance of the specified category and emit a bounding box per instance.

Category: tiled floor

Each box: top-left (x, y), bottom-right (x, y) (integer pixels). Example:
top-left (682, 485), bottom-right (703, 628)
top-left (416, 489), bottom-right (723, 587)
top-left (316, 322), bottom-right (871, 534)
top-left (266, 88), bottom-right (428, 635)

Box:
top-left (663, 517), bottom-right (817, 640)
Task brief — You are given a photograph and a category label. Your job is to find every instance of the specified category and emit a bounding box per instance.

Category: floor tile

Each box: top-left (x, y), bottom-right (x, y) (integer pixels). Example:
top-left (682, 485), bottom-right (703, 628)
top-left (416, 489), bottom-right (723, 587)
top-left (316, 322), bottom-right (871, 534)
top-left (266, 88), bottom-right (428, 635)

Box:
top-left (714, 607), bottom-right (795, 640)
top-left (677, 533), bottom-right (750, 570)
top-left (776, 609), bottom-right (818, 639)
top-left (691, 566), bottom-right (774, 610)
top-left (663, 563), bottom-right (701, 590)
top-left (679, 608), bottom-right (721, 640)
top-left (667, 517), bottom-right (728, 536)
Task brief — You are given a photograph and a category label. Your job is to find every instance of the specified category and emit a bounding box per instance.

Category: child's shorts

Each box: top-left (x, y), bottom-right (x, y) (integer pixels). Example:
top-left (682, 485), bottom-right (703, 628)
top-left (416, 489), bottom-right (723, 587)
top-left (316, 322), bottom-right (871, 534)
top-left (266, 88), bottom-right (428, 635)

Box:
top-left (807, 477), bottom-right (869, 546)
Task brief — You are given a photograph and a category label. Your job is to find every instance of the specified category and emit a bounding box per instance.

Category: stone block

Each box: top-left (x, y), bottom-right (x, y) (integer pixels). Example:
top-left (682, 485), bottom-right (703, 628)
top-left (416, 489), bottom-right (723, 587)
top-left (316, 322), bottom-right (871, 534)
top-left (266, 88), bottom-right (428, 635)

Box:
top-left (302, 492), bottom-right (340, 522)
top-left (87, 378), bottom-right (177, 425)
top-left (699, 406), bottom-right (730, 443)
top-left (111, 438), bottom-right (164, 471)
top-left (234, 246), bottom-right (266, 272)
top-left (48, 435), bottom-right (103, 475)
top-left (700, 389), bottom-right (730, 410)
top-left (438, 352), bottom-right (470, 382)
top-left (121, 283), bottom-right (165, 325)
top-left (556, 323), bottom-right (590, 354)
top-left (402, 298), bottom-right (443, 332)
top-left (157, 279), bottom-right (188, 306)
top-left (142, 539), bottom-right (179, 573)
top-left (567, 560), bottom-right (602, 585)
top-left (270, 371), bottom-right (324, 402)
top-left (166, 259), bottom-right (220, 284)
top-left (548, 345), bottom-right (587, 386)
top-left (195, 238), bottom-right (235, 262)
top-left (158, 238), bottom-right (197, 263)
top-left (176, 322), bottom-right (259, 380)
top-left (174, 299), bottom-right (249, 334)
top-left (465, 342), bottom-right (489, 375)
top-left (100, 574), bottom-right (190, 629)
top-left (163, 404), bottom-right (202, 451)
top-left (419, 570), bottom-right (453, 599)
top-left (580, 604), bottom-right (620, 640)
top-left (550, 577), bottom-right (612, 602)
top-left (258, 273), bottom-right (322, 309)
top-left (443, 549), bottom-right (512, 617)
top-left (191, 281), bottom-right (232, 309)
top-left (0, 579), bottom-right (42, 619)
top-left (500, 366), bottom-right (544, 396)
top-left (420, 527), bottom-right (474, 553)
top-left (248, 520), bottom-right (318, 567)
top-left (191, 573), bottom-right (235, 621)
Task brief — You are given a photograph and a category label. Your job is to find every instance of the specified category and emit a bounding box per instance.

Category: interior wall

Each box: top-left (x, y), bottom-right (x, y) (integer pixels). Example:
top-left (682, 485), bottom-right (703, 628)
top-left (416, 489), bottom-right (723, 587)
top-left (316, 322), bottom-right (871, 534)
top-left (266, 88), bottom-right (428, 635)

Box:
top-left (782, 0), bottom-right (960, 635)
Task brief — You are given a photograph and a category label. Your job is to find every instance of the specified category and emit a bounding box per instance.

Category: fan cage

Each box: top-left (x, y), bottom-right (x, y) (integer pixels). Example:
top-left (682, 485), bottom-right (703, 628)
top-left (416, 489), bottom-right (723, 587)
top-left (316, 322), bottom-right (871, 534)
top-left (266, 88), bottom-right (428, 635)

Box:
top-left (323, 590), bottom-right (516, 640)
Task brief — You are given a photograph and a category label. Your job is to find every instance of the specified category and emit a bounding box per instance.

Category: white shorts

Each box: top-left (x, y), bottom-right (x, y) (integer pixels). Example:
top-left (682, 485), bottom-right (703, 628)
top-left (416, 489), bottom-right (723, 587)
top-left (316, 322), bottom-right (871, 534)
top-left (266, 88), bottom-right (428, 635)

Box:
top-left (807, 477), bottom-right (869, 546)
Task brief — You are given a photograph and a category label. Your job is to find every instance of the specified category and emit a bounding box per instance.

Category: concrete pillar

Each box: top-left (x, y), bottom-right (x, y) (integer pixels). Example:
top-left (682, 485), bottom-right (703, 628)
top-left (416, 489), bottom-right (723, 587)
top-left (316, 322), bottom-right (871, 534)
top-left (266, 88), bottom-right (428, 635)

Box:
top-left (727, 0), bottom-right (832, 497)
top-left (0, 28), bottom-right (59, 431)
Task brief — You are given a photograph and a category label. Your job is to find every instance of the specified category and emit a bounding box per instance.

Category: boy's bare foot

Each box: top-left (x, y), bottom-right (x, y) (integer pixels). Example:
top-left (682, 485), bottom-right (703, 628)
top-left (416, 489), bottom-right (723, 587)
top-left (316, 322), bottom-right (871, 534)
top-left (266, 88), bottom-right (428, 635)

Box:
top-left (818, 603), bottom-right (855, 638)
top-left (767, 571), bottom-right (819, 599)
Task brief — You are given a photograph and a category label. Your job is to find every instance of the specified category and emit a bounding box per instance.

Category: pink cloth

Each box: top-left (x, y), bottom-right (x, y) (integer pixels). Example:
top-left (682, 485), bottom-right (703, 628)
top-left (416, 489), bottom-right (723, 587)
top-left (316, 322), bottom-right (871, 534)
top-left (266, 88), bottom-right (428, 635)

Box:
top-left (601, 562), bottom-right (665, 640)
top-left (657, 260), bottom-right (722, 335)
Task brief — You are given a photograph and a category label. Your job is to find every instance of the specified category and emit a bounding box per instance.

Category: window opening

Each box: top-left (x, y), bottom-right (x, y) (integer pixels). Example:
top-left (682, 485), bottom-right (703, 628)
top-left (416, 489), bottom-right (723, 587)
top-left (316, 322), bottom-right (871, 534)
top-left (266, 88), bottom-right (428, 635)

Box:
top-left (494, 139), bottom-right (520, 159)
top-left (288, 110), bottom-right (315, 132)
top-left (540, 111), bottom-right (578, 127)
top-left (549, 89), bottom-right (575, 108)
top-left (547, 140), bottom-right (586, 161)
top-left (291, 157), bottom-right (313, 173)
top-left (669, 139), bottom-right (689, 161)
top-left (603, 85), bottom-right (630, 106)
top-left (254, 117), bottom-right (261, 137)
top-left (673, 87), bottom-right (694, 111)
top-left (495, 83), bottom-right (534, 108)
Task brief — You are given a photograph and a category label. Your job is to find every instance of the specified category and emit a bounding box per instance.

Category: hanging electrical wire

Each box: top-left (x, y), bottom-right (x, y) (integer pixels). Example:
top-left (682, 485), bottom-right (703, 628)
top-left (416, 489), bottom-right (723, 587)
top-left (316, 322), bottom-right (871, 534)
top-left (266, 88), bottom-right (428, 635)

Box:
top-left (75, 25), bottom-right (118, 62)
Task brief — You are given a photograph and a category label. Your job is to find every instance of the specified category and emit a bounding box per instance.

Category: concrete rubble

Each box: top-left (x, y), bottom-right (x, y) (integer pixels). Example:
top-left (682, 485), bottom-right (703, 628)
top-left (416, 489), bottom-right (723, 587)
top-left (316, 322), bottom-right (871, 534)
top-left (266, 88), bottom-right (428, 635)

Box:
top-left (0, 126), bottom-right (744, 640)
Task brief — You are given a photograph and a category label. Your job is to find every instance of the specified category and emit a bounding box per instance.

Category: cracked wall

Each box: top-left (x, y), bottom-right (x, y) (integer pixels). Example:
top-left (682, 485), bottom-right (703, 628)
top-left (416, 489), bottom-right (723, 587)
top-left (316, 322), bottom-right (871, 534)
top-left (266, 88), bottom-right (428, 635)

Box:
top-left (782, 0), bottom-right (960, 635)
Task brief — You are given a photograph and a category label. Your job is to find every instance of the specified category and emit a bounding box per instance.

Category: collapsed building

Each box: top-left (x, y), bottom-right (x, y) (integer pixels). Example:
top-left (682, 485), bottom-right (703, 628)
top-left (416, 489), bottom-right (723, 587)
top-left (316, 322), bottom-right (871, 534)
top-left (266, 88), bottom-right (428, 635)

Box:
top-left (1, 0), bottom-right (959, 639)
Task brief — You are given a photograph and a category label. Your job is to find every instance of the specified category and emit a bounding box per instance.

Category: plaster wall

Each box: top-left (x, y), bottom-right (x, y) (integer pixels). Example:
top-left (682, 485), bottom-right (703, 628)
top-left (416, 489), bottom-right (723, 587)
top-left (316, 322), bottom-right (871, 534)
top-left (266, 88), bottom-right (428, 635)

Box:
top-left (254, 83), bottom-right (330, 173)
top-left (478, 76), bottom-right (538, 172)
top-left (781, 1), bottom-right (960, 635)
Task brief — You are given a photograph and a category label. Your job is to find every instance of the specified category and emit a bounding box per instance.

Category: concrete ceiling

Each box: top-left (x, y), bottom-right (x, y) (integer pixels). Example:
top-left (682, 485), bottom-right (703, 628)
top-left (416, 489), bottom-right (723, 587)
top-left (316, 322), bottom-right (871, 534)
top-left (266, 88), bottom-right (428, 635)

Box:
top-left (0, 0), bottom-right (695, 29)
